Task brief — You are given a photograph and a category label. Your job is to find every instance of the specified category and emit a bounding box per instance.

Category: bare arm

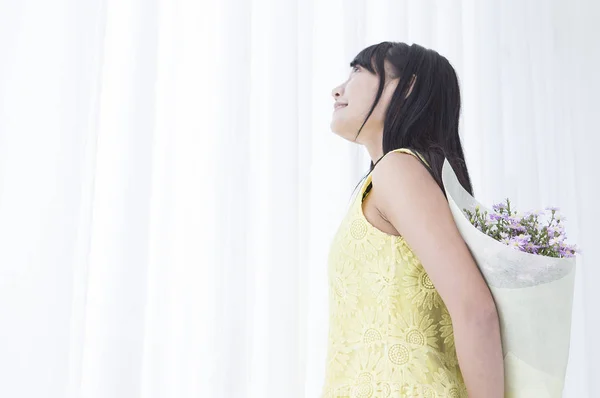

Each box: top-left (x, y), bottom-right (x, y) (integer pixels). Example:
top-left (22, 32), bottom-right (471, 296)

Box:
top-left (372, 152), bottom-right (504, 398)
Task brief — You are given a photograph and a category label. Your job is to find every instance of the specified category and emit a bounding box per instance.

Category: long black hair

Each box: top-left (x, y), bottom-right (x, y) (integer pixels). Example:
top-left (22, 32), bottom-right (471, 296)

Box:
top-left (349, 42), bottom-right (474, 200)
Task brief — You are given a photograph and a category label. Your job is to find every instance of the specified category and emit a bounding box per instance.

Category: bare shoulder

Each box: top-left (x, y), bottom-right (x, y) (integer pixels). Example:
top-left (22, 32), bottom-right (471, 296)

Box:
top-left (371, 150), bottom-right (443, 223)
top-left (371, 150), bottom-right (452, 252)
top-left (371, 151), bottom-right (495, 316)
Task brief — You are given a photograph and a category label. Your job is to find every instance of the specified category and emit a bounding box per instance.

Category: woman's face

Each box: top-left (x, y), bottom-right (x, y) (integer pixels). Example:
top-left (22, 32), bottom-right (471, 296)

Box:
top-left (330, 59), bottom-right (399, 144)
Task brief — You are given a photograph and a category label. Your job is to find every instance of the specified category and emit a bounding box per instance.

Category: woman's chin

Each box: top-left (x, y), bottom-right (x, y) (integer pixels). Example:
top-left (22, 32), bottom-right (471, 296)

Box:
top-left (329, 119), bottom-right (347, 135)
top-left (329, 123), bottom-right (344, 138)
top-left (329, 128), bottom-right (355, 143)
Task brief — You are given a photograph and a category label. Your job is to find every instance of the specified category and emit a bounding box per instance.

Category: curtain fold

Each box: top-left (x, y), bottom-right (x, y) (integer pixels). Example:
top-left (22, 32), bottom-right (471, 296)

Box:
top-left (0, 0), bottom-right (598, 397)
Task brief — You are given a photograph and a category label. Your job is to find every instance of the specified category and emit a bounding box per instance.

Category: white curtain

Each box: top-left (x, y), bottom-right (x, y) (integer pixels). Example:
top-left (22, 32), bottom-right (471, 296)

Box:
top-left (0, 0), bottom-right (598, 397)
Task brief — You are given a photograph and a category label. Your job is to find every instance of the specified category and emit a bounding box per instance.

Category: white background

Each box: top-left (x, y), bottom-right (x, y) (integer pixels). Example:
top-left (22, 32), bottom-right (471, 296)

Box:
top-left (0, 0), bottom-right (598, 397)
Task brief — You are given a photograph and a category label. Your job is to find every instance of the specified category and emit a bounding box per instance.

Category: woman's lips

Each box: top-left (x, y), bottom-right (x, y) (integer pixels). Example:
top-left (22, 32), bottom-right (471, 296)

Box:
top-left (333, 103), bottom-right (347, 111)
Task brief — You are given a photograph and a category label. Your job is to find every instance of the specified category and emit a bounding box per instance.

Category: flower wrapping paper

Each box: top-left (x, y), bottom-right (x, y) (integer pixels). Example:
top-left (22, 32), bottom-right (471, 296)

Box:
top-left (441, 158), bottom-right (576, 398)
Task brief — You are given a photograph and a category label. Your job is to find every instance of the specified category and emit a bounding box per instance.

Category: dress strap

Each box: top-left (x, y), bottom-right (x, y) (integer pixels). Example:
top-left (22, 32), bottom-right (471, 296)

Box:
top-left (388, 148), bottom-right (431, 169)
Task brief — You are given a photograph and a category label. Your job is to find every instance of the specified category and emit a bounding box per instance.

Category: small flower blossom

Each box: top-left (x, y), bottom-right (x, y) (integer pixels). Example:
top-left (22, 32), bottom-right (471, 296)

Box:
top-left (488, 213), bottom-right (505, 222)
top-left (493, 203), bottom-right (507, 212)
top-left (516, 234), bottom-right (531, 242)
top-left (508, 223), bottom-right (527, 233)
top-left (500, 237), bottom-right (512, 245)
top-left (507, 216), bottom-right (520, 224)
top-left (508, 237), bottom-right (525, 249)
top-left (484, 218), bottom-right (495, 227)
top-left (523, 242), bottom-right (540, 254)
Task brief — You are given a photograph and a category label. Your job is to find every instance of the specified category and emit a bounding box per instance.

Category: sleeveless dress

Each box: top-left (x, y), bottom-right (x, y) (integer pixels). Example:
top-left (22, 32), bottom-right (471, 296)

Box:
top-left (321, 148), bottom-right (467, 398)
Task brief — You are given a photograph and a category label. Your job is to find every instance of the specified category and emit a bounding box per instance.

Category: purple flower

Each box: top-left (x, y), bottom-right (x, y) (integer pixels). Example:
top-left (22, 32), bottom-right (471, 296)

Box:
top-left (522, 212), bottom-right (537, 222)
top-left (524, 242), bottom-right (540, 254)
top-left (493, 202), bottom-right (507, 212)
top-left (508, 215), bottom-right (522, 224)
top-left (549, 236), bottom-right (566, 246)
top-left (505, 215), bottom-right (527, 232)
top-left (555, 213), bottom-right (567, 222)
top-left (508, 224), bottom-right (527, 233)
top-left (488, 213), bottom-right (505, 222)
top-left (466, 200), bottom-right (577, 259)
top-left (516, 234), bottom-right (531, 242)
top-left (558, 241), bottom-right (577, 254)
top-left (507, 236), bottom-right (526, 250)
top-left (558, 246), bottom-right (577, 258)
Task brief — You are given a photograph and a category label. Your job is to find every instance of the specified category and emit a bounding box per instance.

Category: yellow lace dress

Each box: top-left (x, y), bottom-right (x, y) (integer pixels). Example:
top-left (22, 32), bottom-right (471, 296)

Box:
top-left (321, 148), bottom-right (467, 398)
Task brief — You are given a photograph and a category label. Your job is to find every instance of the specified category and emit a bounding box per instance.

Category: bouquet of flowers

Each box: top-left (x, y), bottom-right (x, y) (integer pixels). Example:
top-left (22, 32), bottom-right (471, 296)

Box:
top-left (441, 159), bottom-right (578, 398)
top-left (463, 199), bottom-right (579, 260)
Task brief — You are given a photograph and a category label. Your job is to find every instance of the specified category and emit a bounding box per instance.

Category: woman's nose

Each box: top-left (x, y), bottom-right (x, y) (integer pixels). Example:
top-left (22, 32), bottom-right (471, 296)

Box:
top-left (331, 85), bottom-right (343, 100)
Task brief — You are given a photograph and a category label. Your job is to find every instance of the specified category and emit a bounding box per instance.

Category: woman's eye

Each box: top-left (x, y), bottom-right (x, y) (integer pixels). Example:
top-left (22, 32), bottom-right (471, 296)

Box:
top-left (353, 65), bottom-right (360, 72)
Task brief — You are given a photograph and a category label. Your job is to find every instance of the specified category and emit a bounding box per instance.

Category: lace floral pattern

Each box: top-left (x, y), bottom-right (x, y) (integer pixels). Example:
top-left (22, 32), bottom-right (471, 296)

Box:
top-left (322, 148), bottom-right (466, 398)
top-left (389, 310), bottom-right (439, 351)
top-left (402, 255), bottom-right (444, 311)
top-left (329, 249), bottom-right (362, 319)
top-left (366, 255), bottom-right (403, 308)
top-left (439, 310), bottom-right (455, 351)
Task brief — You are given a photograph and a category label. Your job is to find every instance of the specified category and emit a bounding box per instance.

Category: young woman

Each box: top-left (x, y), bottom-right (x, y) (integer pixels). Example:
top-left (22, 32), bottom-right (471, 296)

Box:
top-left (322, 42), bottom-right (504, 397)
